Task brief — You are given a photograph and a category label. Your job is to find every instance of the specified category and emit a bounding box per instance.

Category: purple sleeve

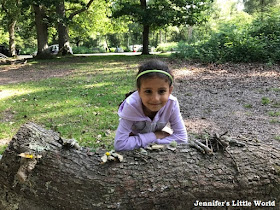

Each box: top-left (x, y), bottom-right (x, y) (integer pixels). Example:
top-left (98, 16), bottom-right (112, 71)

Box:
top-left (155, 100), bottom-right (188, 145)
top-left (114, 119), bottom-right (157, 151)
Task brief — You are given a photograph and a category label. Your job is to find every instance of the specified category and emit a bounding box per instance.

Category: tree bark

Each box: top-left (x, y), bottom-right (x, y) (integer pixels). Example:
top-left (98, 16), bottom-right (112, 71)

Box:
top-left (0, 122), bottom-right (279, 210)
top-left (142, 24), bottom-right (150, 55)
top-left (56, 1), bottom-right (71, 56)
top-left (140, 0), bottom-right (150, 55)
top-left (33, 4), bottom-right (49, 58)
top-left (8, 19), bottom-right (16, 57)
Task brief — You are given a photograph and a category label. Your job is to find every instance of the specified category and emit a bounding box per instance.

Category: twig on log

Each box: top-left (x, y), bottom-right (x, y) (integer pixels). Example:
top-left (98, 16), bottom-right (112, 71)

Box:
top-left (189, 131), bottom-right (246, 173)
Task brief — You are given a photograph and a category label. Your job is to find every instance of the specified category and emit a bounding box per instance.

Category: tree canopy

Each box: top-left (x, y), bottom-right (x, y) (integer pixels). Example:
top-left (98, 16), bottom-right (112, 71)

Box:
top-left (0, 0), bottom-right (280, 62)
top-left (112, 0), bottom-right (213, 54)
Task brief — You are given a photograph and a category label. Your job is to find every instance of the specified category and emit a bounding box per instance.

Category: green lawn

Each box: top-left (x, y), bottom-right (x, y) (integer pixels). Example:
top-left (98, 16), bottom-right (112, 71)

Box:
top-left (0, 55), bottom-right (167, 151)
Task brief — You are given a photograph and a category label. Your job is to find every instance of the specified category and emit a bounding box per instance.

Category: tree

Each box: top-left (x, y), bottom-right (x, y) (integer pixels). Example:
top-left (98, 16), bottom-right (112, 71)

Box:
top-left (0, 123), bottom-right (279, 209)
top-left (33, 4), bottom-right (49, 58)
top-left (112, 0), bottom-right (213, 55)
top-left (69, 0), bottom-right (116, 48)
top-left (0, 0), bottom-right (21, 57)
top-left (55, 0), bottom-right (95, 55)
top-left (20, 0), bottom-right (96, 57)
top-left (242, 0), bottom-right (280, 14)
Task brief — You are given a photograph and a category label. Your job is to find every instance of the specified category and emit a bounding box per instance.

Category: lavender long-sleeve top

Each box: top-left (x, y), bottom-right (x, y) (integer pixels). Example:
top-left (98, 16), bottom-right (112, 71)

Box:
top-left (114, 91), bottom-right (188, 151)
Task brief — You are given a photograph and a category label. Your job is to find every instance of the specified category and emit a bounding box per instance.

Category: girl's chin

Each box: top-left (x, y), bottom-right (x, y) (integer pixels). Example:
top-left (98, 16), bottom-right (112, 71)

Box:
top-left (142, 103), bottom-right (164, 115)
top-left (146, 105), bottom-right (162, 112)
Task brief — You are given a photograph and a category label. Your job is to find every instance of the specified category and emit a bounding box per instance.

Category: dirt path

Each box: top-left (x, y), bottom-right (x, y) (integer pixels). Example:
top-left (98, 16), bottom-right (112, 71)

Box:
top-left (173, 62), bottom-right (280, 147)
top-left (1, 59), bottom-right (280, 147)
top-left (0, 62), bottom-right (74, 85)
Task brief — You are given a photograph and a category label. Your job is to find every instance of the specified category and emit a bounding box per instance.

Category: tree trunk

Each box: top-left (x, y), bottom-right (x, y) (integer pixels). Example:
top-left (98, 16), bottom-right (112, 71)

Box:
top-left (33, 4), bottom-right (49, 58)
top-left (142, 25), bottom-right (150, 55)
top-left (0, 123), bottom-right (279, 210)
top-left (140, 0), bottom-right (150, 55)
top-left (8, 19), bottom-right (16, 57)
top-left (56, 1), bottom-right (72, 56)
top-left (187, 25), bottom-right (193, 43)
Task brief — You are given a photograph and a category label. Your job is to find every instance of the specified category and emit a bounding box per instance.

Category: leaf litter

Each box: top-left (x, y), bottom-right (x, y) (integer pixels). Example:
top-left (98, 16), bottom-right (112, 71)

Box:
top-left (171, 62), bottom-right (280, 148)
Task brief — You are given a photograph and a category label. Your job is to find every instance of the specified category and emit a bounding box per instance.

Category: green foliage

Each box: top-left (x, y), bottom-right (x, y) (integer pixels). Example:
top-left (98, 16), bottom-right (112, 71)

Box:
top-left (268, 111), bottom-right (280, 117)
top-left (0, 145), bottom-right (7, 155)
top-left (244, 104), bottom-right (253, 109)
top-left (176, 7), bottom-right (280, 63)
top-left (112, 0), bottom-right (213, 28)
top-left (156, 42), bottom-right (178, 52)
top-left (243, 0), bottom-right (280, 14)
top-left (261, 97), bottom-right (270, 105)
top-left (275, 136), bottom-right (280, 141)
top-left (72, 46), bottom-right (106, 54)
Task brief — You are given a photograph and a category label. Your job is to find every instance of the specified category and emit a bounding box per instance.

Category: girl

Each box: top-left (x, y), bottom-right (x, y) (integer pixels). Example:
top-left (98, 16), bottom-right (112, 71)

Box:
top-left (114, 60), bottom-right (188, 151)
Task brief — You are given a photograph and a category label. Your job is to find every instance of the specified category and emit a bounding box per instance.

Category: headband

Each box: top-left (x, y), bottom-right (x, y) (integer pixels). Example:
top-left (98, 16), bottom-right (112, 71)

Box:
top-left (136, 70), bottom-right (173, 83)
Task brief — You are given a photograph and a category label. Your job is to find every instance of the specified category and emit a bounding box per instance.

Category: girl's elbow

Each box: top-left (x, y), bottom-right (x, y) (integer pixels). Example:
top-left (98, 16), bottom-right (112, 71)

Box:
top-left (114, 139), bottom-right (133, 151)
top-left (175, 134), bottom-right (188, 144)
top-left (114, 141), bottom-right (124, 151)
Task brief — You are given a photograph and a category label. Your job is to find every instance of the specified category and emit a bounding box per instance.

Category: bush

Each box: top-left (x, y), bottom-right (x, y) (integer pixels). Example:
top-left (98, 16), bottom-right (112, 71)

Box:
top-left (72, 46), bottom-right (106, 54)
top-left (156, 42), bottom-right (178, 52)
top-left (19, 47), bottom-right (37, 55)
top-left (175, 8), bottom-right (280, 63)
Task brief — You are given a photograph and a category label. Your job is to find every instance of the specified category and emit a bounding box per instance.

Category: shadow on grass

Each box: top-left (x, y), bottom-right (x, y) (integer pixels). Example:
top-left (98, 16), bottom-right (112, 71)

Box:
top-left (0, 55), bottom-right (160, 150)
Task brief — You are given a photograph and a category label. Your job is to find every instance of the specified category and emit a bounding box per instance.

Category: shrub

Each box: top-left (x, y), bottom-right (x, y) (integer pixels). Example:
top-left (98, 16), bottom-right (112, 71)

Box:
top-left (156, 42), bottom-right (178, 52)
top-left (175, 8), bottom-right (280, 63)
top-left (72, 46), bottom-right (106, 54)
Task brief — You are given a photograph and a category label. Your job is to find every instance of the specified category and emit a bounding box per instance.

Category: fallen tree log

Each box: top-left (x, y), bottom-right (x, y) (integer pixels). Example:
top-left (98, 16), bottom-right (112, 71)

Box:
top-left (0, 122), bottom-right (279, 210)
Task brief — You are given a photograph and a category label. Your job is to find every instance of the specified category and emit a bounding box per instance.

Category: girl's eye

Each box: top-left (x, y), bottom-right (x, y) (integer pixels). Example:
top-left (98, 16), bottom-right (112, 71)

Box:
top-left (144, 90), bottom-right (152, 94)
top-left (159, 89), bottom-right (167, 94)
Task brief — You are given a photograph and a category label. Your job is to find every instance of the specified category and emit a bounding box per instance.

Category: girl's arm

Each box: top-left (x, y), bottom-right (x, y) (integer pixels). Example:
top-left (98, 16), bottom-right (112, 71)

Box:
top-left (155, 101), bottom-right (188, 144)
top-left (114, 119), bottom-right (157, 151)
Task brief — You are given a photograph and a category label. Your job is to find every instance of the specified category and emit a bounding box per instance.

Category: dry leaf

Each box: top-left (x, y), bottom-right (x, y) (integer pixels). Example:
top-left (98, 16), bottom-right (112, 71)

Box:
top-left (18, 153), bottom-right (42, 159)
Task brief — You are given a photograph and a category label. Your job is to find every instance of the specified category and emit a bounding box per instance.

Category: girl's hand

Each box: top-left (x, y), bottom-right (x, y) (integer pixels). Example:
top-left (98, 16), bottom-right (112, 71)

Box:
top-left (154, 131), bottom-right (170, 139)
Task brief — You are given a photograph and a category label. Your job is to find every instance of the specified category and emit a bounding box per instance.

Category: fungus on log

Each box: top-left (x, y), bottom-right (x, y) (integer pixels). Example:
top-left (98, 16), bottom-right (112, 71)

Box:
top-left (0, 122), bottom-right (279, 209)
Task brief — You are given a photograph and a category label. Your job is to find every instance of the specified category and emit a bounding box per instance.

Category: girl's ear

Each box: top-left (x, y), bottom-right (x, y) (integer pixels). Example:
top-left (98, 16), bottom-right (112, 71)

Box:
top-left (169, 85), bottom-right (174, 94)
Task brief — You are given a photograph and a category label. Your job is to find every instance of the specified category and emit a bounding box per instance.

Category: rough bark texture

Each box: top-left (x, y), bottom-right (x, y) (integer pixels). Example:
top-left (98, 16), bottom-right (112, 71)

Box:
top-left (8, 19), bottom-right (16, 57)
top-left (0, 123), bottom-right (279, 210)
top-left (142, 24), bottom-right (150, 55)
top-left (140, 0), bottom-right (150, 55)
top-left (33, 4), bottom-right (49, 58)
top-left (56, 1), bottom-right (71, 56)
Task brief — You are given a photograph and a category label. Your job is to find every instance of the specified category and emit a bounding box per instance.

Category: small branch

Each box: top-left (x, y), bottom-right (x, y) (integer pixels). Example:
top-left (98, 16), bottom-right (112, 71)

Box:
top-left (68, 0), bottom-right (94, 20)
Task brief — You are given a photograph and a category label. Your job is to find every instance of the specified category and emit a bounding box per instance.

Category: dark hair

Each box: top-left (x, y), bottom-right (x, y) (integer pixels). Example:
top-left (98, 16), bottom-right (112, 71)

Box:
top-left (136, 60), bottom-right (173, 88)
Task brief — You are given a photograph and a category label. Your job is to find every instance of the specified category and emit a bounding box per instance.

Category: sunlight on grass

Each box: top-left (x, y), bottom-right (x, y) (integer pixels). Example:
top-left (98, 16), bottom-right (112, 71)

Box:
top-left (0, 55), bottom-right (154, 151)
top-left (0, 88), bottom-right (35, 100)
top-left (84, 82), bottom-right (114, 88)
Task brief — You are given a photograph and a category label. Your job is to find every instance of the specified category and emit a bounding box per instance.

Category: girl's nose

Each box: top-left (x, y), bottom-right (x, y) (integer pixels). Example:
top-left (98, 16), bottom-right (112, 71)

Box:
top-left (151, 93), bottom-right (160, 102)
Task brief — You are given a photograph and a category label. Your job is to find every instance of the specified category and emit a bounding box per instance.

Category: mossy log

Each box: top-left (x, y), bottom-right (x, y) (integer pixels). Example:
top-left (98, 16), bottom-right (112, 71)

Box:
top-left (0, 122), bottom-right (279, 210)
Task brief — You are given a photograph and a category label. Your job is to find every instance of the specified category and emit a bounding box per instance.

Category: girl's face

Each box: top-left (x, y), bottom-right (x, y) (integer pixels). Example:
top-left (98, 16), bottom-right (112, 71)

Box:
top-left (138, 76), bottom-right (173, 116)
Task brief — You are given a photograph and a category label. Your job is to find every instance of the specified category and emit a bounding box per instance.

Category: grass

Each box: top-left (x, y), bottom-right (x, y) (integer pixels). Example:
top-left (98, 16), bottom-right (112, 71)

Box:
top-left (268, 111), bottom-right (280, 117)
top-left (261, 97), bottom-right (270, 105)
top-left (0, 145), bottom-right (7, 155)
top-left (0, 55), bottom-right (167, 152)
top-left (243, 104), bottom-right (253, 109)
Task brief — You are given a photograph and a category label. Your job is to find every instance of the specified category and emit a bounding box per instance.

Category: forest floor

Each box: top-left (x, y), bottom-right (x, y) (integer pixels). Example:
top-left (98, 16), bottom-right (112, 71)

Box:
top-left (172, 61), bottom-right (280, 148)
top-left (0, 56), bottom-right (280, 148)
